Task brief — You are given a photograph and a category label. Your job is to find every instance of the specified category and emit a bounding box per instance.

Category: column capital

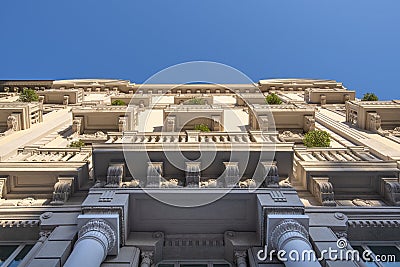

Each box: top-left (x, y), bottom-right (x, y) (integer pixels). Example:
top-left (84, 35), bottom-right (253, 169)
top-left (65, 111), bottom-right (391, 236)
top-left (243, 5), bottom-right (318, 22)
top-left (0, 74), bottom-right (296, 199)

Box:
top-left (78, 219), bottom-right (117, 256)
top-left (271, 219), bottom-right (309, 250)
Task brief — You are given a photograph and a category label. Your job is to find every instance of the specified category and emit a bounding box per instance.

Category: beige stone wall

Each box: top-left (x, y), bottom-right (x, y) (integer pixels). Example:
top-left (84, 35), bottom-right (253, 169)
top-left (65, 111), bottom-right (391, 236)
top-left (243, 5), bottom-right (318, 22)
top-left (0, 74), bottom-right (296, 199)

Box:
top-left (0, 102), bottom-right (42, 132)
top-left (236, 94), bottom-right (267, 106)
top-left (37, 89), bottom-right (83, 104)
top-left (163, 105), bottom-right (224, 132)
top-left (0, 162), bottom-right (89, 198)
top-left (173, 95), bottom-right (213, 105)
top-left (110, 94), bottom-right (152, 107)
top-left (305, 88), bottom-right (355, 104)
top-left (258, 79), bottom-right (344, 92)
top-left (0, 80), bottom-right (53, 92)
top-left (249, 104), bottom-right (315, 132)
top-left (346, 100), bottom-right (400, 130)
top-left (72, 106), bottom-right (137, 133)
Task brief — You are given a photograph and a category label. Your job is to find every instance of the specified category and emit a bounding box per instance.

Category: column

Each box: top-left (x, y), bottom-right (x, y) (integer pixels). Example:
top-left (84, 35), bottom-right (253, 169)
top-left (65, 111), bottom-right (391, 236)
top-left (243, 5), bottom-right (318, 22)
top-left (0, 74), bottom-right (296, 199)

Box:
top-left (234, 251), bottom-right (247, 267)
top-left (271, 219), bottom-right (321, 267)
top-left (140, 251), bottom-right (154, 267)
top-left (64, 219), bottom-right (117, 267)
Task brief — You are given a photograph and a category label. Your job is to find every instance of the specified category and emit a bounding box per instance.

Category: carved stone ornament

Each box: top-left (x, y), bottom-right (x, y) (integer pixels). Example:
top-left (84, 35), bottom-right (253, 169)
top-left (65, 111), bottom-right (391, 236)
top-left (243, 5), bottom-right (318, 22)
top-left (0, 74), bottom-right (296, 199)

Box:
top-left (385, 182), bottom-right (400, 206)
top-left (16, 197), bottom-right (35, 206)
top-left (262, 161), bottom-right (279, 187)
top-left (146, 162), bottom-right (163, 188)
top-left (311, 177), bottom-right (336, 206)
top-left (7, 115), bottom-right (18, 131)
top-left (186, 162), bottom-right (201, 187)
top-left (271, 219), bottom-right (309, 250)
top-left (78, 219), bottom-right (117, 254)
top-left (224, 162), bottom-right (240, 188)
top-left (0, 179), bottom-right (5, 199)
top-left (118, 117), bottom-right (126, 132)
top-left (105, 164), bottom-right (124, 188)
top-left (352, 198), bottom-right (374, 207)
top-left (304, 115), bottom-right (316, 132)
top-left (51, 179), bottom-right (73, 205)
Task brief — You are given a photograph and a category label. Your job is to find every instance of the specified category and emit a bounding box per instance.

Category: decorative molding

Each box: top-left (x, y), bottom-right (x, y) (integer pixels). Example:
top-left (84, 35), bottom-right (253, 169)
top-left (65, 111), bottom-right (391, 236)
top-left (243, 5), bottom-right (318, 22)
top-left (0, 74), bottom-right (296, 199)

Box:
top-left (262, 161), bottom-right (279, 187)
top-left (270, 219), bottom-right (309, 250)
top-left (164, 237), bottom-right (224, 247)
top-left (238, 178), bottom-right (256, 188)
top-left (0, 219), bottom-right (40, 228)
top-left (146, 162), bottom-right (163, 188)
top-left (82, 206), bottom-right (125, 246)
top-left (310, 177), bottom-right (336, 206)
top-left (105, 163), bottom-right (124, 188)
top-left (118, 116), bottom-right (126, 132)
top-left (367, 112), bottom-right (382, 132)
top-left (99, 190), bottom-right (116, 202)
top-left (268, 190), bottom-right (287, 202)
top-left (380, 178), bottom-right (400, 206)
top-left (320, 94), bottom-right (327, 106)
top-left (185, 162), bottom-right (200, 187)
top-left (16, 197), bottom-right (35, 206)
top-left (165, 116), bottom-right (176, 132)
top-left (348, 220), bottom-right (400, 228)
top-left (352, 198), bottom-right (373, 207)
top-left (72, 117), bottom-right (83, 134)
top-left (0, 177), bottom-right (7, 199)
top-left (264, 207), bottom-right (304, 215)
top-left (224, 162), bottom-right (240, 188)
top-left (50, 177), bottom-right (74, 205)
top-left (78, 219), bottom-right (117, 257)
top-left (304, 115), bottom-right (315, 132)
top-left (63, 95), bottom-right (69, 105)
top-left (7, 114), bottom-right (19, 131)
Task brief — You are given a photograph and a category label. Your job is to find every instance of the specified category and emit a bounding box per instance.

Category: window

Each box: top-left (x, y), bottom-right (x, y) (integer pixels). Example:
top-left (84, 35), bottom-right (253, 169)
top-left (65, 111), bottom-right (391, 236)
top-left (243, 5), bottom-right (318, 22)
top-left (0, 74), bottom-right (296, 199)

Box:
top-left (0, 244), bottom-right (33, 267)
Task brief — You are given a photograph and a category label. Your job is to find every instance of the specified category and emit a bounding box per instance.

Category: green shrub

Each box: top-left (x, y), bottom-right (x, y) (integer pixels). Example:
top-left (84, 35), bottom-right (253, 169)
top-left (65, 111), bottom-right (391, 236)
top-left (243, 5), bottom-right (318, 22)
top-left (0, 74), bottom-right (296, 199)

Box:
top-left (361, 93), bottom-right (378, 101)
top-left (185, 98), bottom-right (205, 105)
top-left (19, 88), bottom-right (39, 102)
top-left (266, 93), bottom-right (282, 105)
top-left (69, 140), bottom-right (85, 148)
top-left (194, 124), bottom-right (211, 132)
top-left (303, 130), bottom-right (331, 147)
top-left (111, 99), bottom-right (126, 106)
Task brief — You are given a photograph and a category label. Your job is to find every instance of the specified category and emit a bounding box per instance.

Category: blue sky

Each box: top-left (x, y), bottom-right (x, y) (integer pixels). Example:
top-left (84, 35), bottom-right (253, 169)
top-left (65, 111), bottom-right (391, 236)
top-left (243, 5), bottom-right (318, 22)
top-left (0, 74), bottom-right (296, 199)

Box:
top-left (1, 0), bottom-right (399, 99)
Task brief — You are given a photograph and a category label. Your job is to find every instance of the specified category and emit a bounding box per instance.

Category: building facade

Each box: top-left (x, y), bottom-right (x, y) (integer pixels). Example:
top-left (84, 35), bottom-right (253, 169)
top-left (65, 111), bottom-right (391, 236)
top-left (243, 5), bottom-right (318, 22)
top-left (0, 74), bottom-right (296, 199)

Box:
top-left (0, 79), bottom-right (399, 267)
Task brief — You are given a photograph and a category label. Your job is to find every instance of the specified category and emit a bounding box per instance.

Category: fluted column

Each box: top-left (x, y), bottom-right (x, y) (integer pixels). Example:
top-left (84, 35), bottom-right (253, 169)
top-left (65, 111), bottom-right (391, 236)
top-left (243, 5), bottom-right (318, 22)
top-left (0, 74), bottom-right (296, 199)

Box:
top-left (64, 219), bottom-right (117, 267)
top-left (271, 219), bottom-right (321, 267)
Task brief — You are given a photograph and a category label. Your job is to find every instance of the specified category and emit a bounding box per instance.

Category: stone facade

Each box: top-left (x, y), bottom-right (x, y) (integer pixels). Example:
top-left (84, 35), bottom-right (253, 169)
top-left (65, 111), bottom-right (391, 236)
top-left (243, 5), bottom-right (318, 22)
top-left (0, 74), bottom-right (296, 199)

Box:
top-left (0, 78), bottom-right (399, 267)
top-left (346, 100), bottom-right (400, 132)
top-left (37, 89), bottom-right (83, 105)
top-left (0, 102), bottom-right (43, 133)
